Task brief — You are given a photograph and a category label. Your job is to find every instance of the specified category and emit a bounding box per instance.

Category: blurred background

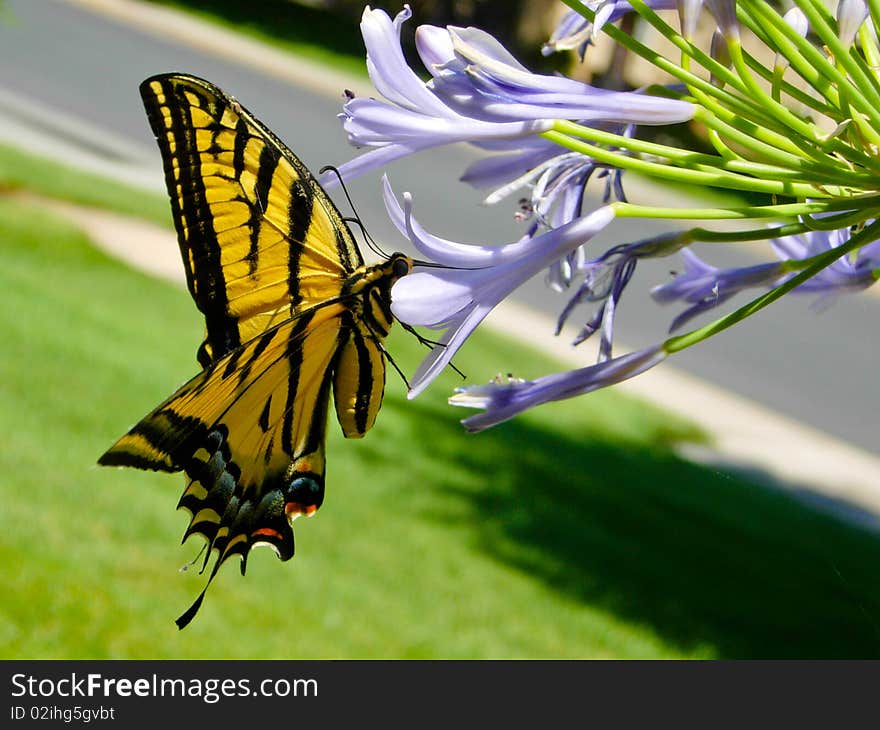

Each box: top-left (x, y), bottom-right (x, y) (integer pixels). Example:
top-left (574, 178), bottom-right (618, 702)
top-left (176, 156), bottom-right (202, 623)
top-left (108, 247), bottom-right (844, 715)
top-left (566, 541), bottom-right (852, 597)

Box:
top-left (2, 0), bottom-right (879, 659)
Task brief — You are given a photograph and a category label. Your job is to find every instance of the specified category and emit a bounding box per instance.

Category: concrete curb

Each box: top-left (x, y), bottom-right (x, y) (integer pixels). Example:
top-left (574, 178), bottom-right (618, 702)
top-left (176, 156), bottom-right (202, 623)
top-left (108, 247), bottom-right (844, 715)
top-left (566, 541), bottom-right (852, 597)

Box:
top-left (60, 0), bottom-right (373, 100)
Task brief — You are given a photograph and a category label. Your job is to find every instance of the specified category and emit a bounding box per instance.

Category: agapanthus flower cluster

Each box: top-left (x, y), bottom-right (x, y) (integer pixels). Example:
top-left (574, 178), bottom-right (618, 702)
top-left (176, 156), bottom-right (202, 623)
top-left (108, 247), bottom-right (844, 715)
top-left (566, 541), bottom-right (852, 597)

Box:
top-left (332, 1), bottom-right (880, 429)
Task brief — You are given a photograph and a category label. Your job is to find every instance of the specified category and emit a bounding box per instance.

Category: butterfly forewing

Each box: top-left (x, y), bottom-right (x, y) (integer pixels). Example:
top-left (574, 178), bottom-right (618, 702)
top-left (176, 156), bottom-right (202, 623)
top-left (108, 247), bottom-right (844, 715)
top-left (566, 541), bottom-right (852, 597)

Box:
top-left (139, 73), bottom-right (362, 363)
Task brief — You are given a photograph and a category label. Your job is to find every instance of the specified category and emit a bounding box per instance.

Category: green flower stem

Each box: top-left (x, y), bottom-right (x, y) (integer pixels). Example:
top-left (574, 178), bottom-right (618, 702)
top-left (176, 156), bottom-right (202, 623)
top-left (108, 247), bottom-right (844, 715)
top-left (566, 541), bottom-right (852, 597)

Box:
top-left (623, 0), bottom-right (814, 145)
top-left (565, 0), bottom-right (866, 169)
top-left (792, 0), bottom-right (880, 117)
top-left (558, 0), bottom-right (713, 72)
top-left (544, 131), bottom-right (824, 197)
top-left (829, 89), bottom-right (880, 156)
top-left (759, 56), bottom-right (840, 119)
top-left (741, 0), bottom-right (880, 133)
top-left (728, 33), bottom-right (876, 171)
top-left (768, 0), bottom-right (880, 126)
top-left (869, 0), bottom-right (880, 37)
top-left (619, 0), bottom-right (747, 90)
top-left (741, 6), bottom-right (880, 164)
top-left (858, 21), bottom-right (880, 70)
top-left (555, 117), bottom-right (810, 177)
top-left (682, 87), bottom-right (810, 160)
top-left (738, 0), bottom-right (839, 106)
top-left (563, 0), bottom-right (880, 170)
top-left (685, 76), bottom-right (799, 154)
top-left (794, 207), bottom-right (880, 230)
top-left (550, 120), bottom-right (873, 190)
top-left (691, 106), bottom-right (869, 176)
top-left (770, 64), bottom-right (784, 104)
top-left (685, 211), bottom-right (868, 242)
top-left (687, 86), bottom-right (826, 161)
top-left (727, 39), bottom-right (828, 147)
top-left (706, 127), bottom-right (740, 160)
top-left (545, 128), bottom-right (849, 197)
top-left (557, 0), bottom-right (756, 111)
top-left (662, 218), bottom-right (880, 354)
top-left (686, 224), bottom-right (804, 243)
top-left (612, 197), bottom-right (880, 221)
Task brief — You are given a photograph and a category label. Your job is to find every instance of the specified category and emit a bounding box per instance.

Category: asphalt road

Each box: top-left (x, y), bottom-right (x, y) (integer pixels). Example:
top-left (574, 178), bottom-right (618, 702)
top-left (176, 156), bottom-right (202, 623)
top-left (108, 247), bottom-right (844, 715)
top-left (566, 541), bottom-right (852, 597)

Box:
top-left (1, 0), bottom-right (877, 454)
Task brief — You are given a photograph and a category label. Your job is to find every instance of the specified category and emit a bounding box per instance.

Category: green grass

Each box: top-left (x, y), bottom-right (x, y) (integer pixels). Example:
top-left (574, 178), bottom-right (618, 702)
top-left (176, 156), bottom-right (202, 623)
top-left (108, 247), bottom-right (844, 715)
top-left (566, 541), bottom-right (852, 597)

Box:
top-left (3, 162), bottom-right (880, 656)
top-left (144, 0), bottom-right (370, 78)
top-left (0, 143), bottom-right (171, 227)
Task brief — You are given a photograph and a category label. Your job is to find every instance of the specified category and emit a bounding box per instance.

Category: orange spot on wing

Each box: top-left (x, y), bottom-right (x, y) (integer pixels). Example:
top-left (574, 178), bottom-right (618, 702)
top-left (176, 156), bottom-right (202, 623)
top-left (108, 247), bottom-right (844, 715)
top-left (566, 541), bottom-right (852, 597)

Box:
top-left (285, 502), bottom-right (318, 519)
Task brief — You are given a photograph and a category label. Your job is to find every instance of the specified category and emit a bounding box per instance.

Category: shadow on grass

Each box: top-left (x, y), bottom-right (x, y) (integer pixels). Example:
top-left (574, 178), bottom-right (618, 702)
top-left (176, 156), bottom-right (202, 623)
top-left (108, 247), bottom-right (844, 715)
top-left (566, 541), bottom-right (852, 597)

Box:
top-left (395, 396), bottom-right (880, 658)
top-left (145, 0), bottom-right (367, 64)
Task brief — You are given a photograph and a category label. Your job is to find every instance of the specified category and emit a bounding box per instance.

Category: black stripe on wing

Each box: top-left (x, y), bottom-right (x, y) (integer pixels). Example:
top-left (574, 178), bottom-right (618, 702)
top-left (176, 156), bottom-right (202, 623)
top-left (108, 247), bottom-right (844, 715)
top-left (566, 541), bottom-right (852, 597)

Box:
top-left (140, 76), bottom-right (241, 364)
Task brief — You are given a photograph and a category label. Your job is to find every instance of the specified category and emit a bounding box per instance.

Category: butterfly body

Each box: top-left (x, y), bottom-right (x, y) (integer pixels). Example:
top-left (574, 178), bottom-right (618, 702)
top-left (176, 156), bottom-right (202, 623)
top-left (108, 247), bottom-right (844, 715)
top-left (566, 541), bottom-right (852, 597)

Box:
top-left (98, 73), bottom-right (411, 627)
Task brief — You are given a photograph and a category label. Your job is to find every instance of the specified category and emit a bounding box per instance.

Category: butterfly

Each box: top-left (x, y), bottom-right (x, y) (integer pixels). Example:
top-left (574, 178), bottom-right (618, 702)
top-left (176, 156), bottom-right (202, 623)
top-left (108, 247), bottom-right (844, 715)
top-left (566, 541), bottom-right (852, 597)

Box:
top-left (99, 73), bottom-right (413, 629)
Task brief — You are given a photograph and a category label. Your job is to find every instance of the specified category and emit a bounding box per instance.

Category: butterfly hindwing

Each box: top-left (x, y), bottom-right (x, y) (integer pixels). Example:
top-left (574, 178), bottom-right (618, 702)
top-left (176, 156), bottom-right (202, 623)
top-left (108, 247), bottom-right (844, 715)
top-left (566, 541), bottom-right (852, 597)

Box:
top-left (100, 307), bottom-right (346, 626)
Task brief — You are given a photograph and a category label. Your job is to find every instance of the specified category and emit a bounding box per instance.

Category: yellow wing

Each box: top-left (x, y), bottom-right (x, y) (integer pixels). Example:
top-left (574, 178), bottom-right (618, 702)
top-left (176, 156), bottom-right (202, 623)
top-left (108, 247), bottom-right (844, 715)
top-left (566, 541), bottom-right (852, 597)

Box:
top-left (101, 305), bottom-right (346, 627)
top-left (139, 72), bottom-right (362, 365)
top-left (100, 74), bottom-right (411, 629)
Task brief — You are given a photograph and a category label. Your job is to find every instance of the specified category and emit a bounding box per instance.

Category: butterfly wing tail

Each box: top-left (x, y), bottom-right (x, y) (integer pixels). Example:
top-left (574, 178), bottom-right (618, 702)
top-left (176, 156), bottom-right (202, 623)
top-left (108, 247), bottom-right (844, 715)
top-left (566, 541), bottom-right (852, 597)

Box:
top-left (174, 432), bottom-right (320, 630)
top-left (99, 314), bottom-right (341, 626)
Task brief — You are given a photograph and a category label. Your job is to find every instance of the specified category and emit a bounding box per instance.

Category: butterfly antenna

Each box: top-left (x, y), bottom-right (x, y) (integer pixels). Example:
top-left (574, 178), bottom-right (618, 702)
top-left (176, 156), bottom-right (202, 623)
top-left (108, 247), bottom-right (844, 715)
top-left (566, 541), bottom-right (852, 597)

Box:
top-left (320, 164), bottom-right (389, 259)
top-left (399, 322), bottom-right (466, 380)
top-left (343, 215), bottom-right (387, 260)
top-left (359, 319), bottom-right (411, 389)
top-left (384, 346), bottom-right (412, 391)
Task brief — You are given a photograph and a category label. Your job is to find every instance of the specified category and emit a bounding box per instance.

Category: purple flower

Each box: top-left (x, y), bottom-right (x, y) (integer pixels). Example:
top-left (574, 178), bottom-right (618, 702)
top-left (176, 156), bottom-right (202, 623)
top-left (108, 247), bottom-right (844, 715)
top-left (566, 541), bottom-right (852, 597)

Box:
top-left (677, 0), bottom-right (704, 39)
top-left (837, 0), bottom-right (868, 46)
top-left (458, 124), bottom-right (634, 296)
top-left (676, 0), bottom-right (739, 39)
top-left (543, 5), bottom-right (594, 58)
top-left (774, 8), bottom-right (809, 71)
top-left (555, 232), bottom-right (689, 358)
top-left (773, 225), bottom-right (880, 298)
top-left (461, 125), bottom-right (631, 228)
top-left (319, 7), bottom-right (552, 189)
top-left (322, 5), bottom-right (694, 189)
top-left (449, 345), bottom-right (667, 431)
top-left (383, 177), bottom-right (616, 396)
top-left (652, 226), bottom-right (880, 331)
top-left (705, 0), bottom-right (739, 39)
top-left (543, 0), bottom-right (678, 57)
top-left (651, 248), bottom-right (783, 331)
top-left (432, 24), bottom-right (693, 124)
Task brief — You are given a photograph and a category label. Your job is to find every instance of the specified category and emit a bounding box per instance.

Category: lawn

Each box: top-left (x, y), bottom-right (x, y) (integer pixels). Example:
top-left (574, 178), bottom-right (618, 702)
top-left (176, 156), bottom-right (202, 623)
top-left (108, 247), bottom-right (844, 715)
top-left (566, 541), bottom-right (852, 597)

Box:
top-left (144, 0), bottom-right (371, 78)
top-left (2, 146), bottom-right (880, 658)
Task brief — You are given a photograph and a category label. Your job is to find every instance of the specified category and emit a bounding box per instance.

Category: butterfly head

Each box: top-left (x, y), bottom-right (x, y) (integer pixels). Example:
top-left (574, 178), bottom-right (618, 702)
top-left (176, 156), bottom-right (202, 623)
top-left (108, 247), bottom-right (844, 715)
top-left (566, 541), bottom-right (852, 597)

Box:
top-left (347, 252), bottom-right (413, 304)
top-left (379, 252), bottom-right (413, 283)
top-left (390, 253), bottom-right (412, 279)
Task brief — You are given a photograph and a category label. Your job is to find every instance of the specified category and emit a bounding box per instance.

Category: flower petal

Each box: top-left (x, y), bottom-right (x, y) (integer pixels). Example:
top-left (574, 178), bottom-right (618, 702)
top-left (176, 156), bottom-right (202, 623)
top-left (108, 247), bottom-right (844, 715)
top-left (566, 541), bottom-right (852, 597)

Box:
top-left (415, 24), bottom-right (457, 74)
top-left (361, 6), bottom-right (450, 116)
top-left (451, 345), bottom-right (667, 430)
top-left (390, 269), bottom-right (477, 327)
top-left (408, 304), bottom-right (495, 398)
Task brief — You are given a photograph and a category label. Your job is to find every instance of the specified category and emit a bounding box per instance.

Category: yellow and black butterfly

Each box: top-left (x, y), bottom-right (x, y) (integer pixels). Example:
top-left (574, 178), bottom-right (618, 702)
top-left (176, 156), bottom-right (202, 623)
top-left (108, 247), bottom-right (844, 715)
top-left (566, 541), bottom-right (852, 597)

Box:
top-left (99, 73), bottom-right (412, 628)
